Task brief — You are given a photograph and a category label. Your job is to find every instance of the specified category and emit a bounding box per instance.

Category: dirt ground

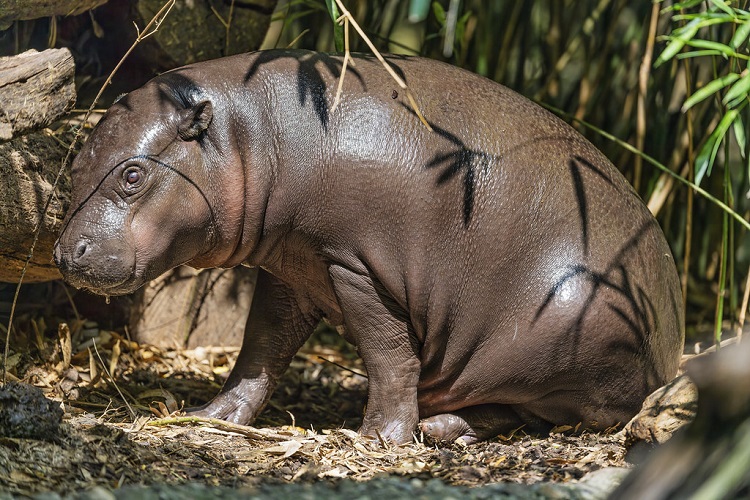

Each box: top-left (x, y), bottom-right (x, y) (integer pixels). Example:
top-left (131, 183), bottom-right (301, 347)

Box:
top-left (0, 310), bottom-right (640, 498)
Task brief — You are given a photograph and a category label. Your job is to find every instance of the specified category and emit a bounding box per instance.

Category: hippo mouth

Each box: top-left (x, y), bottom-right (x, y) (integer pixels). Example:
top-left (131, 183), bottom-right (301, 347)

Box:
top-left (58, 265), bottom-right (145, 297)
top-left (71, 273), bottom-right (147, 297)
top-left (53, 240), bottom-right (147, 296)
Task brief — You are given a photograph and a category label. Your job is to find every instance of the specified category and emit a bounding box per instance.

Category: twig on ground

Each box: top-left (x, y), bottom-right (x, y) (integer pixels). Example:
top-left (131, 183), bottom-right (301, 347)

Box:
top-left (318, 355), bottom-right (367, 378)
top-left (148, 415), bottom-right (296, 441)
top-left (93, 339), bottom-right (137, 420)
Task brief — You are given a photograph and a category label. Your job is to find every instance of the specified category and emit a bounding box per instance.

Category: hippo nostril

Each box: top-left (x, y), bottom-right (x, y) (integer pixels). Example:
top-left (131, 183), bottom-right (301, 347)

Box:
top-left (73, 240), bottom-right (90, 262)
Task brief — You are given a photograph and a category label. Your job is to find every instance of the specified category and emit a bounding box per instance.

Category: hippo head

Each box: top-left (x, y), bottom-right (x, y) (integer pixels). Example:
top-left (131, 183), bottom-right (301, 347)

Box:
top-left (54, 76), bottom-right (230, 295)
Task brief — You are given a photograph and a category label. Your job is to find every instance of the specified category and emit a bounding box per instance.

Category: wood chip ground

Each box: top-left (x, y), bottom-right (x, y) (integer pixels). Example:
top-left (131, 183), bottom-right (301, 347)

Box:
top-left (0, 321), bottom-right (632, 497)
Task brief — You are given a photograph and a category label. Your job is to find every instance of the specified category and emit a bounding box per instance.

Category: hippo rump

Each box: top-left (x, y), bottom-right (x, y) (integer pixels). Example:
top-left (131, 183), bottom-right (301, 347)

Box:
top-left (54, 49), bottom-right (684, 444)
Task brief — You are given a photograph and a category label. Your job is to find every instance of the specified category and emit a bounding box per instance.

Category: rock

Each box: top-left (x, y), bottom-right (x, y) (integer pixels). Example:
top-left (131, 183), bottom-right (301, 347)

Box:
top-left (0, 381), bottom-right (63, 440)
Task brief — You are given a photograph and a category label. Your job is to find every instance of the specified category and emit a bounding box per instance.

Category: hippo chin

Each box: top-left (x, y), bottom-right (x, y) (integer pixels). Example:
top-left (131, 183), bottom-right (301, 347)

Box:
top-left (55, 49), bottom-right (684, 444)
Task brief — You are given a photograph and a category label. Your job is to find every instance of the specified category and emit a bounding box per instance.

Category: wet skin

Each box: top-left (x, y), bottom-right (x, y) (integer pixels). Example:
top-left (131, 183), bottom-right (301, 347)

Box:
top-left (55, 50), bottom-right (685, 444)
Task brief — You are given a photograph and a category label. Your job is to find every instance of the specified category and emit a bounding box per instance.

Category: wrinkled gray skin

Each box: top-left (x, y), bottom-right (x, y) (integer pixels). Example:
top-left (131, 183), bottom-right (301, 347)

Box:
top-left (55, 49), bottom-right (685, 444)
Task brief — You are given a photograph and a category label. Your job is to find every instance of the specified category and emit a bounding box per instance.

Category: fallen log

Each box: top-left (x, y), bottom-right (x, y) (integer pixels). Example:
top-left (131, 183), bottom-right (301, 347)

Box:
top-left (612, 340), bottom-right (750, 499)
top-left (0, 131), bottom-right (71, 283)
top-left (0, 48), bottom-right (75, 141)
top-left (0, 0), bottom-right (109, 29)
top-left (0, 48), bottom-right (76, 283)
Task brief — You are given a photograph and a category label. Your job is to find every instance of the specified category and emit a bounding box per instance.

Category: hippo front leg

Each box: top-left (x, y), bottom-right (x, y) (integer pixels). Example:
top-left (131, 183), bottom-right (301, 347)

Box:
top-left (188, 269), bottom-right (319, 425)
top-left (329, 265), bottom-right (421, 444)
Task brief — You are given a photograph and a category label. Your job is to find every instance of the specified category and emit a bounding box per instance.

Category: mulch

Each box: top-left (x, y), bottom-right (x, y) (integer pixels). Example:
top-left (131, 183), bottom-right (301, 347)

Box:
top-left (0, 317), bottom-right (631, 497)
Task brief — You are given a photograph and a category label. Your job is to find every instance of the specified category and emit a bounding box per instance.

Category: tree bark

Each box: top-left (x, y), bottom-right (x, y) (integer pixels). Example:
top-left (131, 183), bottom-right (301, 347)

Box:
top-left (130, 266), bottom-right (256, 349)
top-left (0, 48), bottom-right (76, 283)
top-left (0, 0), bottom-right (109, 28)
top-left (131, 0), bottom-right (277, 67)
top-left (0, 48), bottom-right (75, 141)
top-left (0, 131), bottom-right (71, 283)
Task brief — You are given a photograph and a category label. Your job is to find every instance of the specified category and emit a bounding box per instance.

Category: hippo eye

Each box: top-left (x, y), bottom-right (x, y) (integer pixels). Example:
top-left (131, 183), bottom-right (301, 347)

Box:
top-left (123, 166), bottom-right (145, 191)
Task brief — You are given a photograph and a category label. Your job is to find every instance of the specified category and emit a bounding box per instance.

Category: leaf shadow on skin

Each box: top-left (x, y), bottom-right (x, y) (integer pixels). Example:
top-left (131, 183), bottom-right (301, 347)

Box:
top-left (567, 154), bottom-right (618, 256)
top-left (413, 115), bottom-right (681, 400)
top-left (242, 49), bottom-right (411, 132)
top-left (532, 218), bottom-right (683, 393)
top-left (537, 153), bottom-right (680, 361)
top-left (109, 72), bottom-right (208, 115)
top-left (243, 50), bottom-right (349, 132)
top-left (415, 110), bottom-right (598, 228)
top-left (423, 122), bottom-right (496, 227)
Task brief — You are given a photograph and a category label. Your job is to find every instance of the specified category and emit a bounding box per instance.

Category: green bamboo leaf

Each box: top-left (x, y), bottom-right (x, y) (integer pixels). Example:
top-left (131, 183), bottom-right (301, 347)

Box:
top-left (432, 1), bottom-right (446, 26)
top-left (324, 0), bottom-right (338, 18)
top-left (682, 38), bottom-right (738, 56)
top-left (677, 50), bottom-right (726, 59)
top-left (408, 0), bottom-right (431, 23)
top-left (723, 71), bottom-right (750, 108)
top-left (672, 17), bottom-right (705, 36)
top-left (673, 13), bottom-right (733, 21)
top-left (695, 109), bottom-right (740, 186)
top-left (656, 24), bottom-right (700, 67)
top-left (710, 0), bottom-right (736, 17)
top-left (325, 0), bottom-right (344, 52)
top-left (683, 73), bottom-right (740, 112)
top-left (730, 20), bottom-right (750, 49)
top-left (283, 9), bottom-right (318, 25)
top-left (694, 137), bottom-right (716, 187)
top-left (733, 115), bottom-right (746, 159)
top-left (668, 0), bottom-right (708, 11)
top-left (672, 14), bottom-right (734, 27)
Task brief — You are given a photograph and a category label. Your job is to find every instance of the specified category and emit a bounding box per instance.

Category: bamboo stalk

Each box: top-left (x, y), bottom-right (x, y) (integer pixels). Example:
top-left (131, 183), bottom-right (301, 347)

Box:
top-left (634, 2), bottom-right (660, 192)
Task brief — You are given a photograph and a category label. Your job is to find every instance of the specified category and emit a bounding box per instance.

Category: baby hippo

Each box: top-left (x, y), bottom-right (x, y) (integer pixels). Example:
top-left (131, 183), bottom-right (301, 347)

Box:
top-left (55, 49), bottom-right (684, 444)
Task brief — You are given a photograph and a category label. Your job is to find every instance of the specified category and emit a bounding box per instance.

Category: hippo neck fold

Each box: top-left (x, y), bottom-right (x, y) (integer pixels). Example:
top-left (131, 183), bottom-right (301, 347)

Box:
top-left (185, 56), bottom-right (310, 271)
top-left (176, 68), bottom-right (270, 271)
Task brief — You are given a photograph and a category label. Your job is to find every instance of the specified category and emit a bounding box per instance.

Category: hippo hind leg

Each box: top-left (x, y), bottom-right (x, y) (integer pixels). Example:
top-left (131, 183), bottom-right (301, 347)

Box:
top-left (419, 404), bottom-right (552, 444)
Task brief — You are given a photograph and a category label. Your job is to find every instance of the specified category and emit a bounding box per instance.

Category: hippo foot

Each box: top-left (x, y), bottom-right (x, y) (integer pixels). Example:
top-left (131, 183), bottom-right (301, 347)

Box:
top-left (420, 404), bottom-right (528, 444)
top-left (359, 404), bottom-right (420, 444)
top-left (185, 377), bottom-right (272, 425)
top-left (420, 413), bottom-right (481, 444)
top-left (186, 396), bottom-right (256, 425)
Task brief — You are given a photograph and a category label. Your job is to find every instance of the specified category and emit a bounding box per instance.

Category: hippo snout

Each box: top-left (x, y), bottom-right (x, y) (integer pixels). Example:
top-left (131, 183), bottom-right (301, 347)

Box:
top-left (53, 236), bottom-right (136, 293)
top-left (54, 239), bottom-right (90, 271)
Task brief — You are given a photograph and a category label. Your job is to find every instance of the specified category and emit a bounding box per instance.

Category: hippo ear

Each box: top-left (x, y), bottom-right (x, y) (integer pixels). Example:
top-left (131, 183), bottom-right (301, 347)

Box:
top-left (178, 100), bottom-right (213, 141)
